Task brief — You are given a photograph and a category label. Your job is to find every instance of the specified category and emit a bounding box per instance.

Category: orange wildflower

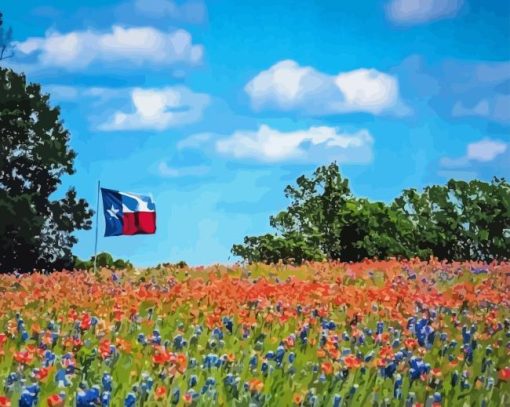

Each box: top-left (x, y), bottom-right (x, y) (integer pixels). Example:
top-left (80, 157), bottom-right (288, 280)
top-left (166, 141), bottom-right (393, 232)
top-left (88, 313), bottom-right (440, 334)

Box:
top-left (293, 393), bottom-right (304, 405)
top-left (321, 361), bottom-right (334, 375)
top-left (344, 355), bottom-right (361, 369)
top-left (154, 386), bottom-right (167, 400)
top-left (248, 379), bottom-right (264, 393)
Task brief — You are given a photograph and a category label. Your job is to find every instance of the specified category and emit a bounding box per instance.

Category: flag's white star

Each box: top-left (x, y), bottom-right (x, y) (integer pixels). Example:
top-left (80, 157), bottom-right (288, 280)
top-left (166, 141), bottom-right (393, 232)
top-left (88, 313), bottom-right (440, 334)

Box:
top-left (107, 205), bottom-right (120, 219)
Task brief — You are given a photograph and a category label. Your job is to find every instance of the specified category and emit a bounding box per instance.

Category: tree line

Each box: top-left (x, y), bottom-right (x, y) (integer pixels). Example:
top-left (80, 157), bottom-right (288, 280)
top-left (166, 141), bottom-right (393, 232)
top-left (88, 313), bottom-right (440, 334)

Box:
top-left (232, 163), bottom-right (510, 264)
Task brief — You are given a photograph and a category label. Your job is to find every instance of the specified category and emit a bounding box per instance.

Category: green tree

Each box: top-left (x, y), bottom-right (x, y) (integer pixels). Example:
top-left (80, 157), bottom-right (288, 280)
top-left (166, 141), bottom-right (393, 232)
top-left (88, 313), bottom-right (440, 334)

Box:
top-left (0, 68), bottom-right (93, 272)
top-left (233, 162), bottom-right (510, 264)
top-left (232, 232), bottom-right (324, 264)
top-left (269, 163), bottom-right (352, 260)
top-left (393, 178), bottom-right (510, 262)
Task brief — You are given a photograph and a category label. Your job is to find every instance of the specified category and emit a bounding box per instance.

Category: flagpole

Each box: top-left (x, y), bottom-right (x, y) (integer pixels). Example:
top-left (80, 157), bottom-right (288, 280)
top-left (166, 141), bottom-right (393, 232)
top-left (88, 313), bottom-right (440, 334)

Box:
top-left (93, 180), bottom-right (100, 273)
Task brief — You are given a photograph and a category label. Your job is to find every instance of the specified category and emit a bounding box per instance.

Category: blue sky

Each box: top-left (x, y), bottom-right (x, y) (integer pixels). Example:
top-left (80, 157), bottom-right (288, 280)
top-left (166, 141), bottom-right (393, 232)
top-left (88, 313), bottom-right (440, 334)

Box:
top-left (3, 0), bottom-right (510, 266)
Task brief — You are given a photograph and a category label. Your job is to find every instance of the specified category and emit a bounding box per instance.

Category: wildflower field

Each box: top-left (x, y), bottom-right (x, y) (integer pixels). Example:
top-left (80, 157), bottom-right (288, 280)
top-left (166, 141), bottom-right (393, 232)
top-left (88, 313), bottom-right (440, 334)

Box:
top-left (0, 260), bottom-right (509, 406)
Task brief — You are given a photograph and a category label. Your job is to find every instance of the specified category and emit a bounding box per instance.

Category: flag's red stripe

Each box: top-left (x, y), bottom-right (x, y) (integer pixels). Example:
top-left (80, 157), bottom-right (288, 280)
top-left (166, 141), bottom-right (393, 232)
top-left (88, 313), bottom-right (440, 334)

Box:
top-left (122, 212), bottom-right (156, 235)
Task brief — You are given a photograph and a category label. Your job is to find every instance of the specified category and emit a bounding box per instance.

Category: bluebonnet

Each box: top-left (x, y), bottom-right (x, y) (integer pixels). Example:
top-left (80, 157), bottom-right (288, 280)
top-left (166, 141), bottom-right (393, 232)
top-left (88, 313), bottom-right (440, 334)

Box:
top-left (321, 320), bottom-right (336, 330)
top-left (364, 351), bottom-right (374, 362)
top-left (212, 327), bottom-right (224, 341)
top-left (55, 369), bottom-right (71, 388)
top-left (394, 374), bottom-right (403, 399)
top-left (451, 370), bottom-right (459, 387)
top-left (249, 354), bottom-right (258, 369)
top-left (173, 334), bottom-right (186, 350)
top-left (222, 317), bottom-right (233, 334)
top-left (394, 351), bottom-right (404, 362)
top-left (463, 344), bottom-right (474, 364)
top-left (102, 373), bottom-right (112, 392)
top-left (19, 383), bottom-right (39, 407)
top-left (76, 385), bottom-right (100, 407)
top-left (275, 345), bottom-right (285, 365)
top-left (171, 387), bottom-right (180, 404)
top-left (188, 358), bottom-right (197, 368)
top-left (124, 391), bottom-right (136, 407)
top-left (189, 375), bottom-right (198, 387)
top-left (261, 361), bottom-right (269, 375)
top-left (203, 353), bottom-right (219, 369)
top-left (333, 394), bottom-right (342, 407)
top-left (408, 357), bottom-right (427, 381)
top-left (223, 373), bottom-right (235, 386)
top-left (137, 333), bottom-right (146, 345)
top-left (101, 391), bottom-right (111, 407)
top-left (299, 325), bottom-right (309, 344)
top-left (383, 361), bottom-right (397, 378)
top-left (349, 384), bottom-right (359, 396)
top-left (151, 330), bottom-right (161, 345)
top-left (462, 325), bottom-right (472, 345)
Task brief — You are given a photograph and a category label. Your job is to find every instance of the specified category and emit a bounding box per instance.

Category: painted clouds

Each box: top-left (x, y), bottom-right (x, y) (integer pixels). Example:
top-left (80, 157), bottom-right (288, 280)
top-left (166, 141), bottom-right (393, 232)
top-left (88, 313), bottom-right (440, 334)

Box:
top-left (245, 60), bottom-right (408, 116)
top-left (386, 0), bottom-right (464, 25)
top-left (181, 125), bottom-right (374, 164)
top-left (99, 87), bottom-right (210, 131)
top-left (439, 138), bottom-right (509, 179)
top-left (15, 25), bottom-right (203, 70)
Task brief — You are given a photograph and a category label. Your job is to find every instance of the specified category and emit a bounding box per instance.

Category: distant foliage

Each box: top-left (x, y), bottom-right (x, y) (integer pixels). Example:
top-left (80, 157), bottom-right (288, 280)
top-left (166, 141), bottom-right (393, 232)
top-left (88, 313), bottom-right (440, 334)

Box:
top-left (0, 12), bottom-right (15, 62)
top-left (0, 68), bottom-right (93, 273)
top-left (155, 260), bottom-right (189, 269)
top-left (232, 163), bottom-right (510, 264)
top-left (73, 252), bottom-right (133, 270)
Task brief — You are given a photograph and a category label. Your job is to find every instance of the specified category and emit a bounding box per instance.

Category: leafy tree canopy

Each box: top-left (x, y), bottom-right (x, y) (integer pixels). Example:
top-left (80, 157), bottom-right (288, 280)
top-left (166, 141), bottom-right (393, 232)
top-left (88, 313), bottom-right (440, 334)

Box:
top-left (232, 162), bottom-right (510, 264)
top-left (73, 252), bottom-right (133, 271)
top-left (0, 68), bottom-right (93, 273)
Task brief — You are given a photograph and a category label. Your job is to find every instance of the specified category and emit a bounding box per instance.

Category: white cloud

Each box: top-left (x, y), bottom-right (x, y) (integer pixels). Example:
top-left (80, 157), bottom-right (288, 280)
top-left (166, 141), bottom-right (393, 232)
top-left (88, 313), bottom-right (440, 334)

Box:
top-left (245, 60), bottom-right (407, 116)
top-left (438, 138), bottom-right (509, 179)
top-left (214, 124), bottom-right (374, 163)
top-left (466, 139), bottom-right (508, 162)
top-left (158, 162), bottom-right (209, 177)
top-left (386, 0), bottom-right (463, 25)
top-left (15, 25), bottom-right (203, 70)
top-left (99, 86), bottom-right (210, 131)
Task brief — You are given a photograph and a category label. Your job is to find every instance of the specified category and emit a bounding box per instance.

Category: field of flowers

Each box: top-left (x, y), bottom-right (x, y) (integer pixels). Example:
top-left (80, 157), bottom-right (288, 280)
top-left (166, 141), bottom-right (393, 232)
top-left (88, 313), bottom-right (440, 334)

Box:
top-left (0, 260), bottom-right (509, 406)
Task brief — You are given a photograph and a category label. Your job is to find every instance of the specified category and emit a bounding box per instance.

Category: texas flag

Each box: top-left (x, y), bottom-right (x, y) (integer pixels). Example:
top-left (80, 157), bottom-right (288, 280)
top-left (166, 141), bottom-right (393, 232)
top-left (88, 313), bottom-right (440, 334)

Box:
top-left (101, 188), bottom-right (156, 236)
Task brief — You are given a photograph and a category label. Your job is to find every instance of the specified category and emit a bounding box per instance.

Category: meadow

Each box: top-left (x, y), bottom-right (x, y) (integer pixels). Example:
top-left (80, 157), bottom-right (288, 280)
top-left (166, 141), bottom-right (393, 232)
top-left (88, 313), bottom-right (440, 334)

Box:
top-left (0, 260), bottom-right (509, 406)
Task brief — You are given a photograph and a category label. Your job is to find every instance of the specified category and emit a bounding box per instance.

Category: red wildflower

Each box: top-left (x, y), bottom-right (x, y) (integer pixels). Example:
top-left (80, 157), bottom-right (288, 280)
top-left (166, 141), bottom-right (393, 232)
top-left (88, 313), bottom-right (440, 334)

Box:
top-left (499, 367), bottom-right (510, 381)
top-left (154, 386), bottom-right (167, 400)
top-left (46, 394), bottom-right (64, 407)
top-left (344, 355), bottom-right (361, 369)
